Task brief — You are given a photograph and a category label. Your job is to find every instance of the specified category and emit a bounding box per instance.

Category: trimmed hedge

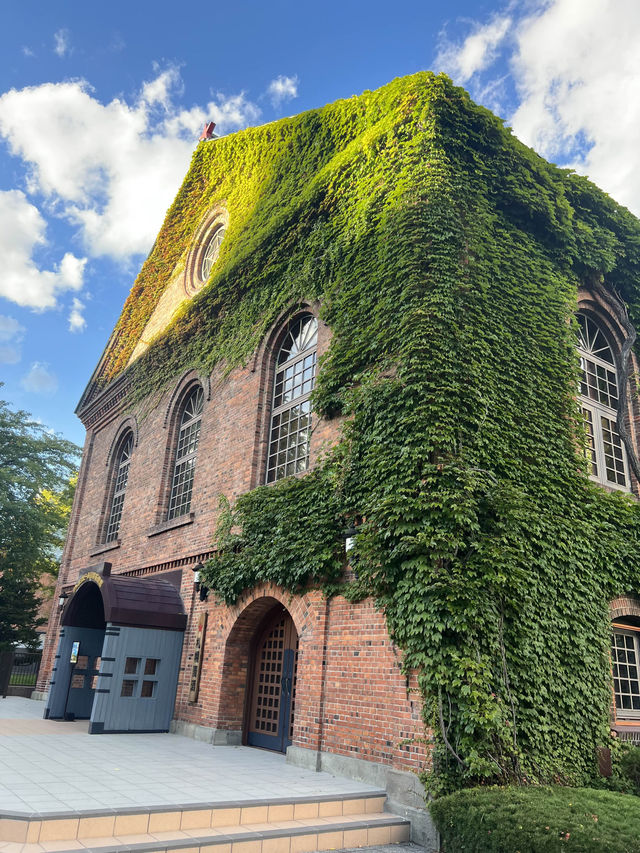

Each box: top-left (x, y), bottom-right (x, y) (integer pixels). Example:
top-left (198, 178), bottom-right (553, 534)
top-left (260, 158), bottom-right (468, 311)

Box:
top-left (429, 786), bottom-right (640, 852)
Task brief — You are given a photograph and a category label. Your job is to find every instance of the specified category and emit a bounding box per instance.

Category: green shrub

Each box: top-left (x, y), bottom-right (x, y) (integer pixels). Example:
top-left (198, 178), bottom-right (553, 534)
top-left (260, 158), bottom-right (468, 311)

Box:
top-left (621, 747), bottom-right (640, 791)
top-left (429, 786), bottom-right (640, 852)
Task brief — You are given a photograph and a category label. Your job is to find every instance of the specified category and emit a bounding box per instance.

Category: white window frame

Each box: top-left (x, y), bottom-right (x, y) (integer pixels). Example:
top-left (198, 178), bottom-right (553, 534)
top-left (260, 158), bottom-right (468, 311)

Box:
top-left (577, 314), bottom-right (630, 491)
top-left (200, 225), bottom-right (226, 282)
top-left (167, 386), bottom-right (204, 519)
top-left (266, 314), bottom-right (318, 483)
top-left (612, 626), bottom-right (640, 720)
top-left (581, 402), bottom-right (630, 490)
top-left (105, 433), bottom-right (133, 543)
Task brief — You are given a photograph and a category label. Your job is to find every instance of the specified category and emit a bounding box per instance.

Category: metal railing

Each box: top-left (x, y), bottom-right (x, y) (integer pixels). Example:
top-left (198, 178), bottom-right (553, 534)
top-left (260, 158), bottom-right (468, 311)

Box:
top-left (9, 650), bottom-right (42, 687)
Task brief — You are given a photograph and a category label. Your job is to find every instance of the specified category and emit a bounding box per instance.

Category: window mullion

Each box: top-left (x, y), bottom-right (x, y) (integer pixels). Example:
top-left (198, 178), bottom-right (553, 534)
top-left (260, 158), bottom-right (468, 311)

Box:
top-left (272, 390), bottom-right (313, 418)
top-left (593, 409), bottom-right (606, 484)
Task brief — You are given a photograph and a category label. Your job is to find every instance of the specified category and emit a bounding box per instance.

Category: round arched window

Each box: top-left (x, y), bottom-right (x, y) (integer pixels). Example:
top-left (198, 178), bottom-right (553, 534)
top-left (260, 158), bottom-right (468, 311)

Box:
top-left (200, 225), bottom-right (226, 282)
top-left (168, 385), bottom-right (205, 520)
top-left (267, 314), bottom-right (318, 482)
top-left (577, 313), bottom-right (628, 489)
top-left (105, 432), bottom-right (134, 543)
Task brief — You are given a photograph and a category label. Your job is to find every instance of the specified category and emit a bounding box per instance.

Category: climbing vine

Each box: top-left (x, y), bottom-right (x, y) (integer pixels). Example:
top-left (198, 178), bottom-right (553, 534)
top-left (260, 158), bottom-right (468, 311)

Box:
top-left (95, 73), bottom-right (640, 795)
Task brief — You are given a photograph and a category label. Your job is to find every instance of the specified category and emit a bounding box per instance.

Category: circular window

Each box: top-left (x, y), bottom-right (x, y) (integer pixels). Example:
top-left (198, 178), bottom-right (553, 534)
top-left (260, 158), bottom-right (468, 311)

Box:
top-left (200, 225), bottom-right (226, 282)
top-left (184, 207), bottom-right (229, 297)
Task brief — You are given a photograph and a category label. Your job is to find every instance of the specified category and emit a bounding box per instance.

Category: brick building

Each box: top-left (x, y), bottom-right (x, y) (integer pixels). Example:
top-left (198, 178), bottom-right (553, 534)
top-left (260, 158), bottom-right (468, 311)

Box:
top-left (38, 71), bottom-right (640, 807)
top-left (40, 309), bottom-right (425, 779)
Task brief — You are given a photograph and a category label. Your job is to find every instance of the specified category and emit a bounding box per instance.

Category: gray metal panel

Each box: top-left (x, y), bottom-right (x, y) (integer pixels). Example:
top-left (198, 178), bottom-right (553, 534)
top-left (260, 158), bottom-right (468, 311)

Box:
top-left (45, 627), bottom-right (105, 719)
top-left (90, 624), bottom-right (183, 733)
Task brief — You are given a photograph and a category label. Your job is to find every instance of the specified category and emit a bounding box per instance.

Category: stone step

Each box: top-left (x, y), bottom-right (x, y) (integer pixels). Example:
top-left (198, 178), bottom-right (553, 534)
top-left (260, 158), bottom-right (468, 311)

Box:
top-left (0, 792), bottom-right (396, 847)
top-left (2, 811), bottom-right (410, 853)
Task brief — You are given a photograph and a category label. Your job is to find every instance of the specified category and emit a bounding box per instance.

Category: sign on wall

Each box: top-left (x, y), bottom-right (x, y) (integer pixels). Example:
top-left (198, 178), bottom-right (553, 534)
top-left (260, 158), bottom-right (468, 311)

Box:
top-left (188, 612), bottom-right (207, 703)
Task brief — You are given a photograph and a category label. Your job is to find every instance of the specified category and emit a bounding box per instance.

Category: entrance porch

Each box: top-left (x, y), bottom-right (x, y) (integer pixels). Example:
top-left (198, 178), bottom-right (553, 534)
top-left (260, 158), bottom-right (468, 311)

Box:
top-left (0, 698), bottom-right (418, 852)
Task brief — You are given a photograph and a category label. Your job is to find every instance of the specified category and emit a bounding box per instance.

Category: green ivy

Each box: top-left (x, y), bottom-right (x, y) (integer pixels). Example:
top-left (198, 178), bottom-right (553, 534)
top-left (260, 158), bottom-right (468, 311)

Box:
top-left (98, 73), bottom-right (640, 795)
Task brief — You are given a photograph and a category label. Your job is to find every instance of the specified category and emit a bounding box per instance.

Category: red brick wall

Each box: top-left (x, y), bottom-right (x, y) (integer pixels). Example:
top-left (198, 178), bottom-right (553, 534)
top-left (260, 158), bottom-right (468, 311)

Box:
top-left (40, 309), bottom-right (334, 597)
top-left (175, 582), bottom-right (428, 775)
top-left (39, 308), bottom-right (429, 778)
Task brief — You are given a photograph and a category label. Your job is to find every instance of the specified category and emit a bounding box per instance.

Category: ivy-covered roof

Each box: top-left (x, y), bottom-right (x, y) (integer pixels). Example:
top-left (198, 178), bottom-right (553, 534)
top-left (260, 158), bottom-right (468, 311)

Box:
top-left (88, 72), bottom-right (640, 795)
top-left (91, 71), bottom-right (640, 400)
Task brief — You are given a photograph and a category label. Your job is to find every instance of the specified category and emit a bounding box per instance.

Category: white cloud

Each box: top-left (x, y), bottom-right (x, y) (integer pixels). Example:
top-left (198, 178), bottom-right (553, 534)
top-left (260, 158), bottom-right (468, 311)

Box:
top-left (68, 297), bottom-right (86, 333)
top-left (140, 66), bottom-right (183, 110)
top-left (0, 315), bottom-right (25, 364)
top-left (53, 29), bottom-right (70, 58)
top-left (508, 0), bottom-right (640, 215)
top-left (434, 1), bottom-right (640, 218)
top-left (0, 345), bottom-right (21, 364)
top-left (267, 75), bottom-right (299, 106)
top-left (437, 15), bottom-right (512, 83)
top-left (0, 190), bottom-right (86, 310)
top-left (163, 92), bottom-right (261, 139)
top-left (0, 315), bottom-right (25, 342)
top-left (0, 69), bottom-right (261, 261)
top-left (21, 362), bottom-right (58, 395)
top-left (22, 46), bottom-right (35, 58)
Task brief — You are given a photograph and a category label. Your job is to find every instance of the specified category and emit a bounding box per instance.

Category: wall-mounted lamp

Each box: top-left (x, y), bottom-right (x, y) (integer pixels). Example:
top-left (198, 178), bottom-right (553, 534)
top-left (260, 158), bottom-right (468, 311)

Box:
top-left (192, 562), bottom-right (203, 587)
top-left (343, 527), bottom-right (358, 553)
top-left (192, 562), bottom-right (209, 601)
top-left (58, 590), bottom-right (69, 610)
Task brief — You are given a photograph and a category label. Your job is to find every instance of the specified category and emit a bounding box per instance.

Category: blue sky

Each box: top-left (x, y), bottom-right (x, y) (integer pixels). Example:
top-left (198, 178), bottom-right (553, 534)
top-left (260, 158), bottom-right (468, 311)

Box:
top-left (1, 0), bottom-right (638, 447)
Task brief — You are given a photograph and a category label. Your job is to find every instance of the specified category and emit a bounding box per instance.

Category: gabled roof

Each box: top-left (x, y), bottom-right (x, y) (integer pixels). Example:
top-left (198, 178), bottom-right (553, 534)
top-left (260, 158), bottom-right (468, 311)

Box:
top-left (77, 71), bottom-right (640, 418)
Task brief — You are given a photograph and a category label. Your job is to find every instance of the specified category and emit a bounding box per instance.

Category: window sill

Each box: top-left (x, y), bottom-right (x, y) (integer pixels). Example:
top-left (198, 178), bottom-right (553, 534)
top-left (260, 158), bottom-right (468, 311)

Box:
top-left (612, 722), bottom-right (640, 745)
top-left (589, 474), bottom-right (631, 494)
top-left (147, 512), bottom-right (195, 538)
top-left (89, 540), bottom-right (121, 557)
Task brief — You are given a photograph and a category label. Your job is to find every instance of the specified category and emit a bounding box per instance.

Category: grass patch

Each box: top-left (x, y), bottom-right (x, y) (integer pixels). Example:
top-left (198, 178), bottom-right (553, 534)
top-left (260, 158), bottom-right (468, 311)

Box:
top-left (9, 673), bottom-right (36, 686)
top-left (429, 786), bottom-right (640, 852)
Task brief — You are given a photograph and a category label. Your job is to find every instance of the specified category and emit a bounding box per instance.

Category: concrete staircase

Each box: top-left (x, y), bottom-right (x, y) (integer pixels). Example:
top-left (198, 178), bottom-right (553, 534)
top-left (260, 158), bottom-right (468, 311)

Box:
top-left (0, 791), bottom-right (410, 853)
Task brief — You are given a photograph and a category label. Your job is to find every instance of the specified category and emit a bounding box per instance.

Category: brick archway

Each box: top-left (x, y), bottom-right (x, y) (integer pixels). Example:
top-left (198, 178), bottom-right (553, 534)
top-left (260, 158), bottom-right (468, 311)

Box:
top-left (214, 595), bottom-right (294, 738)
top-left (610, 595), bottom-right (640, 622)
top-left (204, 584), bottom-right (326, 750)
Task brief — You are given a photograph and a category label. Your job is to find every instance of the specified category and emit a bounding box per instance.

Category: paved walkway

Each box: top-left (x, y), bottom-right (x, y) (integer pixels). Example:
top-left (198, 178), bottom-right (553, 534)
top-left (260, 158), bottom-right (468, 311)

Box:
top-left (0, 698), bottom-right (378, 816)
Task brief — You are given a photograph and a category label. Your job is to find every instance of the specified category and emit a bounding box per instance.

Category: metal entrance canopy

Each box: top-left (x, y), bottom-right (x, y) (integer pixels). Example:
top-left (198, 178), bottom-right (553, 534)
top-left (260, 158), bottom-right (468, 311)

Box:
top-left (48, 563), bottom-right (186, 732)
top-left (61, 562), bottom-right (187, 632)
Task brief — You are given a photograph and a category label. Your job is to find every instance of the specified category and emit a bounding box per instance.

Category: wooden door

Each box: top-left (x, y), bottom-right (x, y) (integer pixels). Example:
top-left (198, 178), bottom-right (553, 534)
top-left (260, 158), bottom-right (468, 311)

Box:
top-left (247, 610), bottom-right (298, 752)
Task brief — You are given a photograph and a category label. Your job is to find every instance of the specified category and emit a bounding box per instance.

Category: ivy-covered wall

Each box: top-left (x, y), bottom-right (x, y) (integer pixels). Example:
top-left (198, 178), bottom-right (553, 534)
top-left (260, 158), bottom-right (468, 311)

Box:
top-left (91, 72), bottom-right (640, 794)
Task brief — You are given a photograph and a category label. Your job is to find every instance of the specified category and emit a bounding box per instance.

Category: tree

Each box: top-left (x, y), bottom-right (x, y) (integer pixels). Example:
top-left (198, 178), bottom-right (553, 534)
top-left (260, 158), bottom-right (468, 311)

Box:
top-left (0, 392), bottom-right (80, 649)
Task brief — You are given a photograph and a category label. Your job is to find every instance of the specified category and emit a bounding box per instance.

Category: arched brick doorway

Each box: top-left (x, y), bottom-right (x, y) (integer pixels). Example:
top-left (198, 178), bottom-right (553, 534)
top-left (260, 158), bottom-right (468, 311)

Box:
top-left (217, 596), bottom-right (299, 753)
top-left (246, 607), bottom-right (299, 752)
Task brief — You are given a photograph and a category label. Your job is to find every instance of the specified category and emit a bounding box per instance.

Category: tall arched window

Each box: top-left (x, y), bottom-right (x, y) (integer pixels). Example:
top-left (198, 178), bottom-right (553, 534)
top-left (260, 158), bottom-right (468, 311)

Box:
top-left (105, 432), bottom-right (133, 542)
top-left (267, 314), bottom-right (318, 483)
top-left (168, 386), bottom-right (204, 519)
top-left (577, 313), bottom-right (629, 489)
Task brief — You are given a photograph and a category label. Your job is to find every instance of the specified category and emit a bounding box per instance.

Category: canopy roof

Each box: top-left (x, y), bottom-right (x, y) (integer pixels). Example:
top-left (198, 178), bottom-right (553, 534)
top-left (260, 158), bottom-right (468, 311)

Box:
top-left (62, 571), bottom-right (186, 632)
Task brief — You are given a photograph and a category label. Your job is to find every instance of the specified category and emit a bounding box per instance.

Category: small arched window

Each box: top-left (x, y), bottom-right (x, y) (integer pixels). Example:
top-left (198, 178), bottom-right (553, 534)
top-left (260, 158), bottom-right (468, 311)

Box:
top-left (168, 386), bottom-right (204, 519)
top-left (200, 225), bottom-right (226, 282)
top-left (266, 314), bottom-right (318, 483)
top-left (105, 433), bottom-right (133, 542)
top-left (577, 313), bottom-right (629, 489)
